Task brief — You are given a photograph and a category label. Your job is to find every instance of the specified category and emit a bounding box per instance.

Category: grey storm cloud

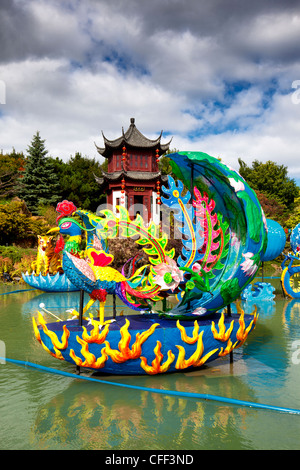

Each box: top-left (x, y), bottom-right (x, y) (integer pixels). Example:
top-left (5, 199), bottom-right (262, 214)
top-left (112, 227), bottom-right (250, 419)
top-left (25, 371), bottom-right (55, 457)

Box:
top-left (2, 0), bottom-right (300, 67)
top-left (1, 0), bottom-right (300, 181)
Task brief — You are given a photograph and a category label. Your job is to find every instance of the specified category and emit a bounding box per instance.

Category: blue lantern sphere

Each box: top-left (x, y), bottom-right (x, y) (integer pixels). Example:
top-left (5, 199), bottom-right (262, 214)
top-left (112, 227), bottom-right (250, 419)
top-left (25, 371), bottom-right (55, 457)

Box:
top-left (261, 219), bottom-right (286, 262)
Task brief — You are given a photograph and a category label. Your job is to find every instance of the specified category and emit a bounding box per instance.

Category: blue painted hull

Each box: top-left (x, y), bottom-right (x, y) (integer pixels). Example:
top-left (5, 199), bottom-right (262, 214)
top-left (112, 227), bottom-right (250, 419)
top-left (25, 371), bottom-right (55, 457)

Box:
top-left (34, 312), bottom-right (257, 375)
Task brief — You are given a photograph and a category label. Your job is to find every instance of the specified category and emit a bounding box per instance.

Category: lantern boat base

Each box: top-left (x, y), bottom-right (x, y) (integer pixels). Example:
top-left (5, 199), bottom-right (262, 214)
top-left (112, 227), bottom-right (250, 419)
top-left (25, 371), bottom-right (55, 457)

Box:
top-left (33, 310), bottom-right (258, 376)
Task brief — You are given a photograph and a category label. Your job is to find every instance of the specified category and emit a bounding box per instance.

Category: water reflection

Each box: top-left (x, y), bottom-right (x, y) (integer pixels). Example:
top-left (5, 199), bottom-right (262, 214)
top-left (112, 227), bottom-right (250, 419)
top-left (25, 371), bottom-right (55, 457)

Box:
top-left (244, 298), bottom-right (297, 382)
top-left (22, 291), bottom-right (90, 315)
top-left (238, 299), bottom-right (276, 317)
top-left (30, 367), bottom-right (257, 450)
top-left (283, 299), bottom-right (300, 332)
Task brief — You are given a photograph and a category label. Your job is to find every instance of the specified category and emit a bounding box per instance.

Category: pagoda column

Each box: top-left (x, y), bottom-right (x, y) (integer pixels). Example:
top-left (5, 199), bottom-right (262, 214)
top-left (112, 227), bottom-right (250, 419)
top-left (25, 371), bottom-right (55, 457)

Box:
top-left (120, 146), bottom-right (127, 208)
top-left (152, 191), bottom-right (160, 225)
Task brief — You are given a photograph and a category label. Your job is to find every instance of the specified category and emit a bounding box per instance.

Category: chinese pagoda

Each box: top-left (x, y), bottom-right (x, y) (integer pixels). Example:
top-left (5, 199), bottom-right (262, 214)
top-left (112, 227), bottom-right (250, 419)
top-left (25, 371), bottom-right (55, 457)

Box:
top-left (94, 118), bottom-right (172, 223)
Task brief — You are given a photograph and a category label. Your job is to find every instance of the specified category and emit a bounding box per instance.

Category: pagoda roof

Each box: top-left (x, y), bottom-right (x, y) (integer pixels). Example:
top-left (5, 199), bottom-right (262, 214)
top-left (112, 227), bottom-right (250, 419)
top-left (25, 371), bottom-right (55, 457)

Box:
top-left (95, 118), bottom-right (172, 157)
top-left (94, 170), bottom-right (168, 186)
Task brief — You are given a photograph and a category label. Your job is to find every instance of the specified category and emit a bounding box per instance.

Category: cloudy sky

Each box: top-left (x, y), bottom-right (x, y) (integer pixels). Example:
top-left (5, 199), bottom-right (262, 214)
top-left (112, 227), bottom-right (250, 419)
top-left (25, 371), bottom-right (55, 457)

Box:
top-left (1, 0), bottom-right (300, 182)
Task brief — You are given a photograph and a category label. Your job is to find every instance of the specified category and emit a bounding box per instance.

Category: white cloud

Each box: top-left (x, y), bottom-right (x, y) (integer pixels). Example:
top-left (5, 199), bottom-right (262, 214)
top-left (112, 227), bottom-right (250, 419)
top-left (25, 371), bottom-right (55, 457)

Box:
top-left (171, 91), bottom-right (300, 180)
top-left (0, 57), bottom-right (197, 159)
top-left (0, 0), bottom-right (300, 184)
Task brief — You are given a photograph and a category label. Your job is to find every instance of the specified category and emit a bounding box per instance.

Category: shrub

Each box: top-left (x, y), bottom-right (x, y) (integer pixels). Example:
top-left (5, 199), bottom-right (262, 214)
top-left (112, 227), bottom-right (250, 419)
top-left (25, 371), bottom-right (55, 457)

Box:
top-left (11, 254), bottom-right (36, 278)
top-left (0, 200), bottom-right (51, 246)
top-left (0, 246), bottom-right (36, 281)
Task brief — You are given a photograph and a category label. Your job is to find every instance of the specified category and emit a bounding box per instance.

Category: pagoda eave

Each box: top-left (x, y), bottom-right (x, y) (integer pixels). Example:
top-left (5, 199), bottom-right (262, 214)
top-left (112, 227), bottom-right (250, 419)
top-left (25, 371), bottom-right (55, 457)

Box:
top-left (95, 118), bottom-right (172, 158)
top-left (95, 170), bottom-right (168, 186)
top-left (95, 141), bottom-right (172, 158)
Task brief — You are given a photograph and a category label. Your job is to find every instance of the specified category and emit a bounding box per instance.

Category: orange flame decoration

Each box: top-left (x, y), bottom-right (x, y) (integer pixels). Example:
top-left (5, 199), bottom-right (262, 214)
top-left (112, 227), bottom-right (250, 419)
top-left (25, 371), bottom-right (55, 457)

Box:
top-left (32, 316), bottom-right (41, 343)
top-left (211, 313), bottom-right (234, 341)
top-left (33, 312), bottom-right (70, 349)
top-left (71, 319), bottom-right (161, 369)
top-left (140, 341), bottom-right (175, 375)
top-left (175, 331), bottom-right (219, 369)
top-left (82, 317), bottom-right (110, 344)
top-left (45, 344), bottom-right (65, 360)
top-left (176, 320), bottom-right (199, 344)
top-left (218, 338), bottom-right (238, 357)
top-left (236, 307), bottom-right (259, 347)
top-left (104, 319), bottom-right (160, 363)
top-left (32, 315), bottom-right (65, 360)
top-left (70, 337), bottom-right (108, 369)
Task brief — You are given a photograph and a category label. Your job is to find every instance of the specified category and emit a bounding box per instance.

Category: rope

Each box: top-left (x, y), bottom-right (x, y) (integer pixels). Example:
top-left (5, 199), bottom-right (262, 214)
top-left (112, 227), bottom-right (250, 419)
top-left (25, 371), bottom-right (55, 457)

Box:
top-left (0, 288), bottom-right (36, 296)
top-left (2, 357), bottom-right (300, 415)
top-left (256, 276), bottom-right (281, 279)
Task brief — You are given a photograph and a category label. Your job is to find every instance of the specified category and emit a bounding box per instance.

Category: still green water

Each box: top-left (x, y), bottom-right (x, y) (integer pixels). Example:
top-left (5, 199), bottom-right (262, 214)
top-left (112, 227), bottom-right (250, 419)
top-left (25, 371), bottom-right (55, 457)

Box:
top-left (0, 279), bottom-right (300, 450)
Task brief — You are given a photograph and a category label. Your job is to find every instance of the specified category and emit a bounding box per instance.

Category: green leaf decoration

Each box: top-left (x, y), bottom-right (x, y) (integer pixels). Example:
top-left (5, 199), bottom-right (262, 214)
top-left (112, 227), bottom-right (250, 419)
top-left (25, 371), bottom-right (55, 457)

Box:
top-left (206, 213), bottom-right (230, 278)
top-left (220, 277), bottom-right (241, 305)
top-left (96, 205), bottom-right (174, 266)
top-left (237, 191), bottom-right (262, 244)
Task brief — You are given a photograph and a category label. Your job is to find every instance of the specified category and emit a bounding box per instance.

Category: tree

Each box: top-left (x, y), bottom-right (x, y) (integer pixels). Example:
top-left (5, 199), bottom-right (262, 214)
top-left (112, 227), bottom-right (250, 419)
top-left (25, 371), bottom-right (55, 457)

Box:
top-left (285, 196), bottom-right (300, 229)
top-left (159, 148), bottom-right (179, 179)
top-left (0, 200), bottom-right (50, 246)
top-left (0, 149), bottom-right (25, 199)
top-left (50, 152), bottom-right (106, 211)
top-left (238, 158), bottom-right (299, 210)
top-left (254, 190), bottom-right (287, 224)
top-left (159, 155), bottom-right (174, 176)
top-left (17, 132), bottom-right (60, 214)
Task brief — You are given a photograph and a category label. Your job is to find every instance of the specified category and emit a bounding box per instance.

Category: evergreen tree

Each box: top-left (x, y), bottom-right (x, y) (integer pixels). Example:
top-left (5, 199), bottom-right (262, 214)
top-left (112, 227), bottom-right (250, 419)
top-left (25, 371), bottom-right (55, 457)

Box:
top-left (17, 132), bottom-right (60, 214)
top-left (0, 149), bottom-right (25, 198)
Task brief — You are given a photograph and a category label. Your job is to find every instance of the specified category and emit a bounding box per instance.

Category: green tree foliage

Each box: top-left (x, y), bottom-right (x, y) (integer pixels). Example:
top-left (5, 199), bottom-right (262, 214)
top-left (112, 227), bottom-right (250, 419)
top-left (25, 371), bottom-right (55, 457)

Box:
top-left (238, 158), bottom-right (299, 210)
top-left (159, 155), bottom-right (174, 176)
top-left (254, 190), bottom-right (287, 224)
top-left (0, 149), bottom-right (25, 198)
top-left (49, 152), bottom-right (106, 212)
top-left (159, 148), bottom-right (179, 179)
top-left (285, 196), bottom-right (300, 229)
top-left (17, 132), bottom-right (61, 214)
top-left (0, 200), bottom-right (50, 246)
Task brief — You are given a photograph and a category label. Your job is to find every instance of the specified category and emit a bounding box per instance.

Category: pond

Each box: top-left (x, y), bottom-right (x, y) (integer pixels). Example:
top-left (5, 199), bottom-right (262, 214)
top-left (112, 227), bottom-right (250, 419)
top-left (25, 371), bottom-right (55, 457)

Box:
top-left (0, 277), bottom-right (300, 451)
